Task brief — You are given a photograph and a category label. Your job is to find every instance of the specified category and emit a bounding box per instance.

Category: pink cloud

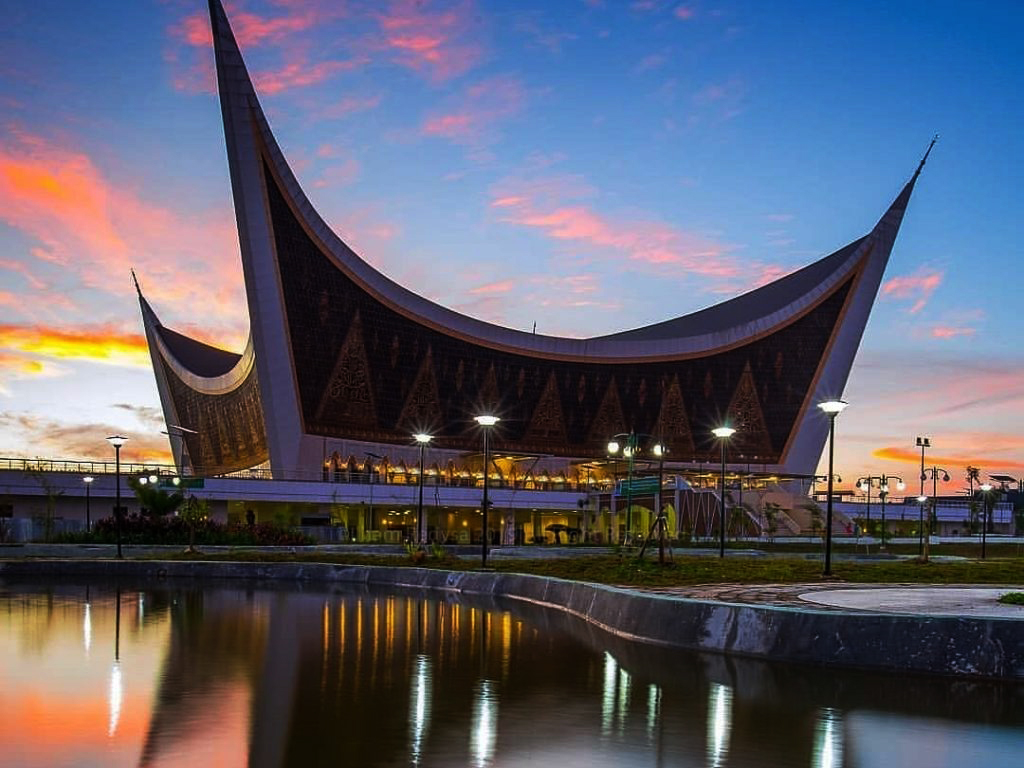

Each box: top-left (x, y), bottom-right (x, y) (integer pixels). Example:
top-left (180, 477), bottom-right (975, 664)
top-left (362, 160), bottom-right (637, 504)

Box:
top-left (375, 0), bottom-right (484, 82)
top-left (931, 325), bottom-right (976, 339)
top-left (174, 6), bottom-right (340, 50)
top-left (320, 94), bottom-right (383, 119)
top-left (0, 258), bottom-right (48, 290)
top-left (881, 268), bottom-right (943, 313)
top-left (492, 193), bottom-right (738, 277)
top-left (170, 7), bottom-right (356, 95)
top-left (674, 6), bottom-right (696, 20)
top-left (312, 145), bottom-right (361, 188)
top-left (470, 279), bottom-right (517, 295)
top-left (255, 57), bottom-right (364, 94)
top-left (421, 76), bottom-right (526, 142)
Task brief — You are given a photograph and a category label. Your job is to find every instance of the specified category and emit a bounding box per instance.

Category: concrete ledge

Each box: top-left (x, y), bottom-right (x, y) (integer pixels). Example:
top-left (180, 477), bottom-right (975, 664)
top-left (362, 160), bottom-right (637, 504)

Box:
top-left (1, 559), bottom-right (1021, 680)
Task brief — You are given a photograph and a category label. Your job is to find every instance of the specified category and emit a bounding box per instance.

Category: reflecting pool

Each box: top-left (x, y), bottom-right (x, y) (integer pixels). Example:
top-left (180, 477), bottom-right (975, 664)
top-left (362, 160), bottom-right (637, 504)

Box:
top-left (0, 580), bottom-right (1022, 767)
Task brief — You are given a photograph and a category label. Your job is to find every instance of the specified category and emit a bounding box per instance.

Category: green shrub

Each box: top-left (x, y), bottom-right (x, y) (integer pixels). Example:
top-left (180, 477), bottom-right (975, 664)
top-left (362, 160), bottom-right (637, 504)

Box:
top-left (63, 513), bottom-right (315, 546)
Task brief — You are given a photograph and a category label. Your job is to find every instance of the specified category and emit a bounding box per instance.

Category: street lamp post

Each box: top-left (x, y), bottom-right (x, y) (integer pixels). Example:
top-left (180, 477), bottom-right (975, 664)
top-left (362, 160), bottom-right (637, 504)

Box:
top-left (980, 483), bottom-right (993, 559)
top-left (856, 474), bottom-right (904, 548)
top-left (921, 465), bottom-right (950, 560)
top-left (712, 427), bottom-right (736, 558)
top-left (475, 415), bottom-right (499, 567)
top-left (106, 436), bottom-right (128, 558)
top-left (607, 432), bottom-right (640, 545)
top-left (413, 433), bottom-right (433, 545)
top-left (83, 475), bottom-right (94, 533)
top-left (916, 495), bottom-right (928, 557)
top-left (818, 400), bottom-right (848, 576)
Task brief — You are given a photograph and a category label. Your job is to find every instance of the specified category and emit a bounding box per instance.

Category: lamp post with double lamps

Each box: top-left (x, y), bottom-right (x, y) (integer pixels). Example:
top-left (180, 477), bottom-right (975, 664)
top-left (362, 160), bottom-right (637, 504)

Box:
top-left (817, 400), bottom-right (848, 576)
top-left (474, 415), bottom-right (499, 567)
top-left (712, 427), bottom-right (736, 558)
top-left (878, 475), bottom-right (904, 549)
top-left (106, 435), bottom-right (128, 558)
top-left (856, 475), bottom-right (904, 548)
top-left (413, 433), bottom-right (433, 545)
top-left (607, 432), bottom-right (641, 545)
top-left (83, 475), bottom-right (94, 533)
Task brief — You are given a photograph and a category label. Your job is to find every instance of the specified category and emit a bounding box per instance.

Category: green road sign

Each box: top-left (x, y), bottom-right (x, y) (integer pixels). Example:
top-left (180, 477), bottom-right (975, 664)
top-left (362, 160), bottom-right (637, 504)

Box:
top-left (159, 478), bottom-right (204, 489)
top-left (615, 476), bottom-right (661, 495)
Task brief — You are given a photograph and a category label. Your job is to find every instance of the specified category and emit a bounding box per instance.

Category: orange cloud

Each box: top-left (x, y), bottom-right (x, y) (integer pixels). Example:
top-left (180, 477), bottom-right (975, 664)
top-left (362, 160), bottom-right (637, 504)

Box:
top-left (0, 325), bottom-right (150, 368)
top-left (375, 0), bottom-right (484, 82)
top-left (0, 412), bottom-right (172, 462)
top-left (873, 446), bottom-right (1024, 473)
top-left (0, 130), bottom-right (245, 334)
top-left (881, 268), bottom-right (943, 313)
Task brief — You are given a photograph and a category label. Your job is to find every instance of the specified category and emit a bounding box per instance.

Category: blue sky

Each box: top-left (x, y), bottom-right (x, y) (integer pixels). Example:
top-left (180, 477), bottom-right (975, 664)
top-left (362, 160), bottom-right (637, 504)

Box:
top-left (1, 0), bottom-right (1022, 491)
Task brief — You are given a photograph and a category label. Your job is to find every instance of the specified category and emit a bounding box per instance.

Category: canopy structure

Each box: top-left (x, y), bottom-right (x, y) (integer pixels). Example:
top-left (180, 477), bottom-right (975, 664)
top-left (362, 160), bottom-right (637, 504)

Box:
top-left (139, 0), bottom-right (928, 479)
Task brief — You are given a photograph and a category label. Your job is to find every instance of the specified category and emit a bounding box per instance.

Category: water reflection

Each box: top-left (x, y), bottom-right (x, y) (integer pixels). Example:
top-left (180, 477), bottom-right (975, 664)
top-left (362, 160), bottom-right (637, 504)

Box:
top-left (0, 580), bottom-right (1022, 767)
top-left (706, 682), bottom-right (733, 767)
top-left (812, 708), bottom-right (843, 768)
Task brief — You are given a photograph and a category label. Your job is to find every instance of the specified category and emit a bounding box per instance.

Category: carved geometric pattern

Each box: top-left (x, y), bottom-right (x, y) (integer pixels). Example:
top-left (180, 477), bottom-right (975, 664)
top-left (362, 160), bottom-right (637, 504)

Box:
top-left (263, 147), bottom-right (853, 461)
top-left (587, 378), bottom-right (625, 445)
top-left (159, 354), bottom-right (267, 475)
top-left (395, 348), bottom-right (444, 434)
top-left (656, 375), bottom-right (694, 454)
top-left (315, 310), bottom-right (377, 428)
top-left (477, 363), bottom-right (500, 413)
top-left (397, 346), bottom-right (443, 433)
top-left (525, 371), bottom-right (567, 443)
top-left (726, 362), bottom-right (773, 457)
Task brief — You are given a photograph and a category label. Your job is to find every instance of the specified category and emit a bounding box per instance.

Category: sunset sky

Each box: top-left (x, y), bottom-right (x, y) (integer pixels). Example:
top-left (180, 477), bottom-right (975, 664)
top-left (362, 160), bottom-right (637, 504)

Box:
top-left (1, 0), bottom-right (1022, 493)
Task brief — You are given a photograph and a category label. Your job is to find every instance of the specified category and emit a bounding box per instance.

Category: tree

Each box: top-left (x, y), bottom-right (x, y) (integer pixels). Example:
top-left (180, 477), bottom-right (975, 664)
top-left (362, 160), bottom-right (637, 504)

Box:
top-left (129, 478), bottom-right (184, 519)
top-left (179, 496), bottom-right (209, 553)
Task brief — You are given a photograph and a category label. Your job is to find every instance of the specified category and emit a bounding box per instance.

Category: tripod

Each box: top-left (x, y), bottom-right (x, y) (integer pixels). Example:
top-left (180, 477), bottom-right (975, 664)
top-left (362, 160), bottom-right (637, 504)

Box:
top-left (637, 508), bottom-right (673, 564)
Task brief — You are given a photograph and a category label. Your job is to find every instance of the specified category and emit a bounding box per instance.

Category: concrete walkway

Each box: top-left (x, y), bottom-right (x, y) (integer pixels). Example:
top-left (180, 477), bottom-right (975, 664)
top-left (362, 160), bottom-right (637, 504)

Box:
top-left (635, 582), bottom-right (1024, 619)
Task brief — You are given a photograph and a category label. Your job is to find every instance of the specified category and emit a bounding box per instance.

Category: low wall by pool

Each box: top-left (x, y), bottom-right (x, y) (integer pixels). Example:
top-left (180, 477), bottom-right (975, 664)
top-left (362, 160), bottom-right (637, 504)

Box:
top-left (1, 559), bottom-right (1020, 680)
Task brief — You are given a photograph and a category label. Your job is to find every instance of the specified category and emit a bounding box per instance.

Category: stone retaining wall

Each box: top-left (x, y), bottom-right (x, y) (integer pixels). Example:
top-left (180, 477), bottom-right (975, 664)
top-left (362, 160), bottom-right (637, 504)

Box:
top-left (1, 559), bottom-right (1021, 680)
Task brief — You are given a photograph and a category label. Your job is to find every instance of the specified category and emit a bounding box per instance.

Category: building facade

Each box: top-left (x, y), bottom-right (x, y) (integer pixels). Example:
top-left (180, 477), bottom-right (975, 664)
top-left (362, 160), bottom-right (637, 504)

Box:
top-left (134, 0), bottom-right (929, 543)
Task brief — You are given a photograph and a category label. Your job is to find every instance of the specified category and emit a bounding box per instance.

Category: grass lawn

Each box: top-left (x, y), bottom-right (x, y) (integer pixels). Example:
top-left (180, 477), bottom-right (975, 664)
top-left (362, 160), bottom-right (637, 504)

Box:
top-left (148, 548), bottom-right (1024, 589)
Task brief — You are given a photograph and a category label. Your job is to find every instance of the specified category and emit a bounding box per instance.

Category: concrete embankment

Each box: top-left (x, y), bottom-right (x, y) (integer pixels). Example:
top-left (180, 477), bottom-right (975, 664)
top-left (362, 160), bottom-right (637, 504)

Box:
top-left (1, 559), bottom-right (1021, 681)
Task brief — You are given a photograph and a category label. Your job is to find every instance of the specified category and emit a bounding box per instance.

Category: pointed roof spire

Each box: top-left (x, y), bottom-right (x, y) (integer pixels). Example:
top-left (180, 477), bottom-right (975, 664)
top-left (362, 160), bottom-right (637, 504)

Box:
top-left (913, 134), bottom-right (938, 184)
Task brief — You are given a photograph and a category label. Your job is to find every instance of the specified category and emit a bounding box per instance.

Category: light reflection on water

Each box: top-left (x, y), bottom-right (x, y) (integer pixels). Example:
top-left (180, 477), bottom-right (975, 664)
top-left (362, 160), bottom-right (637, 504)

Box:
top-left (0, 580), bottom-right (1022, 768)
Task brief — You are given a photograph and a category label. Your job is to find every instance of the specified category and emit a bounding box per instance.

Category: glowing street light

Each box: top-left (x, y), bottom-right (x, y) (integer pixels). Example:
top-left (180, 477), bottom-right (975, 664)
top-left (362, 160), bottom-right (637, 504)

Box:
top-left (83, 475), bottom-right (94, 533)
top-left (712, 426), bottom-right (736, 558)
top-left (817, 400), bottom-right (847, 575)
top-left (413, 433), bottom-right (433, 545)
top-left (106, 435), bottom-right (128, 558)
top-left (474, 415), bottom-right (500, 567)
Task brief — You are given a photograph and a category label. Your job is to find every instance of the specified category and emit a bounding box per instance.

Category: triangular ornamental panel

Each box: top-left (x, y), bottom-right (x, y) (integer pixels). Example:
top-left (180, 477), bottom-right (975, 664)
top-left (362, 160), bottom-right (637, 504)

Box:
top-left (525, 371), bottom-right (567, 444)
top-left (587, 378), bottom-right (626, 446)
top-left (726, 362), bottom-right (772, 459)
top-left (315, 310), bottom-right (377, 429)
top-left (396, 347), bottom-right (443, 434)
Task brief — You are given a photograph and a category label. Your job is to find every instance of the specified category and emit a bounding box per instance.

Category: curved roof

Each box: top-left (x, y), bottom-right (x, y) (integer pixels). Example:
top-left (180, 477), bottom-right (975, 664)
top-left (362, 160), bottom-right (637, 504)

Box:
top-left (207, 0), bottom-right (920, 365)
top-left (137, 1), bottom-right (926, 477)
